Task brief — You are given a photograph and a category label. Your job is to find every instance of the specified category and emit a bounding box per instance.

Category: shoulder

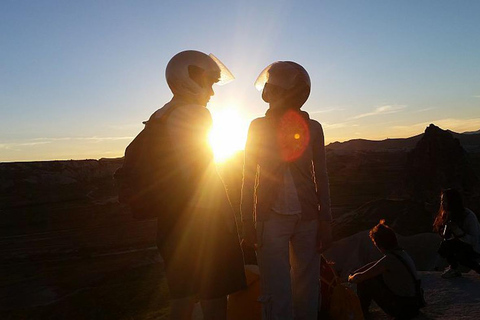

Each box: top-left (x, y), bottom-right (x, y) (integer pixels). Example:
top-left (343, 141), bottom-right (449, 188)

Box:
top-left (377, 255), bottom-right (387, 264)
top-left (308, 119), bottom-right (324, 142)
top-left (309, 119), bottom-right (323, 131)
top-left (171, 103), bottom-right (210, 117)
top-left (248, 117), bottom-right (267, 131)
top-left (465, 208), bottom-right (476, 218)
top-left (169, 104), bottom-right (212, 127)
top-left (384, 251), bottom-right (400, 265)
top-left (464, 208), bottom-right (480, 224)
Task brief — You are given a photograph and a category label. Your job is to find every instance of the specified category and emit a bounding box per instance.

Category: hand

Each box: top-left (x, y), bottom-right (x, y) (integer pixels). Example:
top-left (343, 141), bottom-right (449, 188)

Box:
top-left (348, 274), bottom-right (358, 283)
top-left (317, 220), bottom-right (333, 253)
top-left (242, 220), bottom-right (257, 249)
top-left (449, 222), bottom-right (464, 238)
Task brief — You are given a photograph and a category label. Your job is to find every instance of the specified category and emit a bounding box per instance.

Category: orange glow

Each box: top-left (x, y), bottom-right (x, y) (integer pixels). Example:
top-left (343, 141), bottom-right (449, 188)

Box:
top-left (209, 106), bottom-right (249, 163)
top-left (277, 110), bottom-right (310, 162)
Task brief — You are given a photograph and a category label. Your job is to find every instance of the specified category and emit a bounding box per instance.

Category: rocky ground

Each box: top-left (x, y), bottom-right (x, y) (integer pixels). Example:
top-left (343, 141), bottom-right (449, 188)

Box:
top-left (369, 272), bottom-right (480, 320)
top-left (2, 229), bottom-right (479, 319)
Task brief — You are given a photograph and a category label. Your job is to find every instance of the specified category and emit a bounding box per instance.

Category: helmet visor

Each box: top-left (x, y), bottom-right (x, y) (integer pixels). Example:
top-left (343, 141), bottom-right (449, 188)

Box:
top-left (209, 54), bottom-right (235, 85)
top-left (254, 62), bottom-right (303, 91)
top-left (254, 64), bottom-right (271, 91)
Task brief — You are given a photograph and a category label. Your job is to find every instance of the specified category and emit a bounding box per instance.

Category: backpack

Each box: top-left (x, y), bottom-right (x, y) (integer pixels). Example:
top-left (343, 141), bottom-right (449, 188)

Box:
top-left (114, 107), bottom-right (179, 221)
top-left (329, 284), bottom-right (365, 320)
top-left (319, 255), bottom-right (339, 317)
top-left (227, 265), bottom-right (262, 320)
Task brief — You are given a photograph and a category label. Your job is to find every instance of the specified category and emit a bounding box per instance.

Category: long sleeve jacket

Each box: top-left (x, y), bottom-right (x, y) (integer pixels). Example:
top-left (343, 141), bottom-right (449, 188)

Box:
top-left (460, 209), bottom-right (480, 254)
top-left (241, 110), bottom-right (332, 223)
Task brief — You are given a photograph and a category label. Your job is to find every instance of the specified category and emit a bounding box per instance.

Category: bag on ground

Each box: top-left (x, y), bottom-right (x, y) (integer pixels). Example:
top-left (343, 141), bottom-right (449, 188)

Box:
top-left (319, 255), bottom-right (339, 316)
top-left (227, 265), bottom-right (262, 320)
top-left (329, 283), bottom-right (365, 320)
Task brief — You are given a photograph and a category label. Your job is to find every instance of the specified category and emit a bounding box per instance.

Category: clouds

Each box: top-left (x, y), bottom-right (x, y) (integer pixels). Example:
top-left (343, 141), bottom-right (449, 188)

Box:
top-left (33, 136), bottom-right (133, 143)
top-left (323, 122), bottom-right (358, 130)
top-left (0, 136), bottom-right (133, 161)
top-left (349, 105), bottom-right (407, 120)
top-left (309, 107), bottom-right (345, 115)
top-left (412, 107), bottom-right (436, 113)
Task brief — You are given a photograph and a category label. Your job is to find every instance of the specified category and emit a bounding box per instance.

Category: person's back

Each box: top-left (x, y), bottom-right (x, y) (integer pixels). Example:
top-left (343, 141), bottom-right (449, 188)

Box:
top-left (383, 249), bottom-right (417, 297)
top-left (461, 208), bottom-right (480, 254)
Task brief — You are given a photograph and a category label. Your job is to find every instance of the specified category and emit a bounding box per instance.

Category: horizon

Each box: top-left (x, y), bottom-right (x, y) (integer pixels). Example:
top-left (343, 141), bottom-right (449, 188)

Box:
top-left (2, 1), bottom-right (480, 162)
top-left (1, 122), bottom-right (477, 163)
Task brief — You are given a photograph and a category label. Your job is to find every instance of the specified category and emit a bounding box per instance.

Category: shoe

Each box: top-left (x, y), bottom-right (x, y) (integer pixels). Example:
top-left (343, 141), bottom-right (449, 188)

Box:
top-left (441, 267), bottom-right (462, 279)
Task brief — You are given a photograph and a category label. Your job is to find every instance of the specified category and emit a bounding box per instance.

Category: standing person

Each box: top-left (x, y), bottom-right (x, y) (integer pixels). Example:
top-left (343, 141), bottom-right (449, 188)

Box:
top-left (434, 188), bottom-right (480, 279)
top-left (152, 50), bottom-right (246, 320)
top-left (348, 221), bottom-right (422, 320)
top-left (241, 61), bottom-right (332, 320)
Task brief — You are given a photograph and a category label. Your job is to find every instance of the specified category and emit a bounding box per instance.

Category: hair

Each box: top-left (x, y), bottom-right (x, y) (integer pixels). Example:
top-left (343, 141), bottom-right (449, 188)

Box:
top-left (433, 188), bottom-right (466, 233)
top-left (369, 220), bottom-right (399, 251)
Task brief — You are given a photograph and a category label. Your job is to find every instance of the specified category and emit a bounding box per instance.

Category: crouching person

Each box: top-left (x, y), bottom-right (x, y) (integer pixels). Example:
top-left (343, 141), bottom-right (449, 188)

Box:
top-left (434, 188), bottom-right (480, 279)
top-left (348, 221), bottom-right (422, 320)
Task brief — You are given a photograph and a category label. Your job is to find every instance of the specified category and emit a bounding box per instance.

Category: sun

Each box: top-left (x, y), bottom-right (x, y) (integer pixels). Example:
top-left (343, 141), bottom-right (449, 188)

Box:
top-left (209, 107), bottom-right (249, 163)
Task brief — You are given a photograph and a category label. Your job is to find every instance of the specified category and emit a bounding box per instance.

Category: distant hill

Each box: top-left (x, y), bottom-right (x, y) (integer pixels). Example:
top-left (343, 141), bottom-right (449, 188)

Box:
top-left (462, 129), bottom-right (480, 135)
top-left (326, 135), bottom-right (422, 153)
top-left (326, 125), bottom-right (480, 153)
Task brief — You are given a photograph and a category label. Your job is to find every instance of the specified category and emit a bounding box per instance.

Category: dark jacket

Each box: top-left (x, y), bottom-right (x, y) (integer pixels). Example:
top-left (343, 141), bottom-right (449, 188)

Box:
top-left (241, 109), bottom-right (332, 222)
top-left (152, 97), bottom-right (246, 299)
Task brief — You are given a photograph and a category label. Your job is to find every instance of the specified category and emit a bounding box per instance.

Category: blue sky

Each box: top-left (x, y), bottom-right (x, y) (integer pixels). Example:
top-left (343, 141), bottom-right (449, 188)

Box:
top-left (1, 0), bottom-right (479, 161)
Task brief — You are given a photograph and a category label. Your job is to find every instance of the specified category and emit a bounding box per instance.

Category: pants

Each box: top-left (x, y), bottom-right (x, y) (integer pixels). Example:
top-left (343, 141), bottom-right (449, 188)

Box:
top-left (438, 239), bottom-right (480, 272)
top-left (256, 212), bottom-right (319, 320)
top-left (357, 275), bottom-right (419, 320)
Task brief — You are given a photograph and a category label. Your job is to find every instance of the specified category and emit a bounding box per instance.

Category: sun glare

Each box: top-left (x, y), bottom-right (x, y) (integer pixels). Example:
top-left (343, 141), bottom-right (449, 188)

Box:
top-left (209, 107), bottom-right (249, 163)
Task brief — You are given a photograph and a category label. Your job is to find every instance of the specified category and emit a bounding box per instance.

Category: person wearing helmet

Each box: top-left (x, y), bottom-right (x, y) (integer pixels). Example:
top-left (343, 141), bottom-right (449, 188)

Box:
top-left (151, 50), bottom-right (246, 319)
top-left (241, 61), bottom-right (332, 319)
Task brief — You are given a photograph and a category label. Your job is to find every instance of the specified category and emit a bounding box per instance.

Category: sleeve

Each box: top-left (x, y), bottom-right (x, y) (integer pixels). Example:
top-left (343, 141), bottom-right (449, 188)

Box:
top-left (459, 210), bottom-right (480, 247)
top-left (167, 105), bottom-right (213, 183)
top-left (311, 121), bottom-right (332, 222)
top-left (240, 120), bottom-right (260, 222)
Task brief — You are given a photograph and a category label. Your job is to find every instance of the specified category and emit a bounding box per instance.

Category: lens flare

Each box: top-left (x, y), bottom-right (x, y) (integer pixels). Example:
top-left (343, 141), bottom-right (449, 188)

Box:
top-left (209, 107), bottom-right (249, 163)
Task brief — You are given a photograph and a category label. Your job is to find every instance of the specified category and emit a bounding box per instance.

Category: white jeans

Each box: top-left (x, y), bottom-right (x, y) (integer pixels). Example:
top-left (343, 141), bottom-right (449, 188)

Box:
top-left (256, 212), bottom-right (320, 320)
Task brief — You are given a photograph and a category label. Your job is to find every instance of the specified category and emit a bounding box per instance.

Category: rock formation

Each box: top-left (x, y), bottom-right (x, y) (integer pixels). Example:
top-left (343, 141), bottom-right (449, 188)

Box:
top-left (332, 124), bottom-right (480, 239)
top-left (405, 124), bottom-right (480, 208)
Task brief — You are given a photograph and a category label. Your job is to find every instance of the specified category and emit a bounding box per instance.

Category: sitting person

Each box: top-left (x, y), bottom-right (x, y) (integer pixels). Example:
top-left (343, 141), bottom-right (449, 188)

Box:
top-left (434, 188), bottom-right (480, 278)
top-left (348, 220), bottom-right (421, 319)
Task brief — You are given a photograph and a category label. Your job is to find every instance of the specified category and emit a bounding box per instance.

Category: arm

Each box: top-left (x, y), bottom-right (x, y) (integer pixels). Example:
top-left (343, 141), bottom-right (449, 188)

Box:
top-left (348, 257), bottom-right (386, 283)
top-left (352, 261), bottom-right (377, 274)
top-left (311, 121), bottom-right (332, 222)
top-left (311, 121), bottom-right (333, 251)
top-left (167, 105), bottom-right (213, 183)
top-left (240, 120), bottom-right (260, 246)
top-left (457, 211), bottom-right (480, 247)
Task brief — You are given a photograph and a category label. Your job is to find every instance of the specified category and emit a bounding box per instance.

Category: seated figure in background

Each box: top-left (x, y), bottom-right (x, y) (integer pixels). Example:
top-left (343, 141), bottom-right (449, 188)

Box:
top-left (348, 221), bottom-right (421, 320)
top-left (434, 188), bottom-right (480, 279)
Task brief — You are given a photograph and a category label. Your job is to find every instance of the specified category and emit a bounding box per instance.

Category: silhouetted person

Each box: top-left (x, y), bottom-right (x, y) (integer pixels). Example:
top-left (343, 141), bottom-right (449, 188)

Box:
top-left (349, 221), bottom-right (421, 319)
top-left (241, 61), bottom-right (332, 320)
top-left (153, 50), bottom-right (246, 320)
top-left (434, 188), bottom-right (480, 279)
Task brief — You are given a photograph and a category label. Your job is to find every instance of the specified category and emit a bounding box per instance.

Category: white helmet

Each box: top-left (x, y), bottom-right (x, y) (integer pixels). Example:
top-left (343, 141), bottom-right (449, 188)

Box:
top-left (165, 50), bottom-right (234, 102)
top-left (255, 61), bottom-right (311, 108)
